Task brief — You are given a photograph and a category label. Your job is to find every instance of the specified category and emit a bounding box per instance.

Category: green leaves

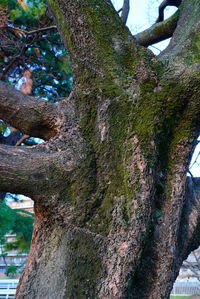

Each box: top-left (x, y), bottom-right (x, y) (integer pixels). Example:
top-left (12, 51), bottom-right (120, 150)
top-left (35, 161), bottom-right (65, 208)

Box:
top-left (0, 121), bottom-right (7, 134)
top-left (0, 203), bottom-right (33, 253)
top-left (5, 265), bottom-right (18, 278)
top-left (0, 203), bottom-right (15, 243)
top-left (8, 0), bottom-right (46, 26)
top-left (1, 0), bottom-right (72, 100)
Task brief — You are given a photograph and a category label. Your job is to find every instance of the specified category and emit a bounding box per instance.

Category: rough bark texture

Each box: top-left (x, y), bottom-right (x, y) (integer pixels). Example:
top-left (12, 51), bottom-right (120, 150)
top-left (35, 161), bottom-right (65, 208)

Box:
top-left (0, 81), bottom-right (60, 140)
top-left (0, 0), bottom-right (200, 298)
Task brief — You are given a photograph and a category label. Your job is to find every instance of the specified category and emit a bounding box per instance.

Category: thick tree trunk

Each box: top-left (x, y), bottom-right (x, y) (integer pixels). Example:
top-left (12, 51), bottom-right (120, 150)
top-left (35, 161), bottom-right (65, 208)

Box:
top-left (0, 0), bottom-right (200, 298)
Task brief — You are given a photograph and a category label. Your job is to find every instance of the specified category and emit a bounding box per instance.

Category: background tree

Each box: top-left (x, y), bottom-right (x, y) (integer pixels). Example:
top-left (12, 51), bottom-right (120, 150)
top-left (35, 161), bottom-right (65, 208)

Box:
top-left (0, 202), bottom-right (33, 252)
top-left (0, 202), bottom-right (33, 276)
top-left (0, 0), bottom-right (72, 96)
top-left (0, 0), bottom-right (200, 298)
top-left (0, 0), bottom-right (72, 202)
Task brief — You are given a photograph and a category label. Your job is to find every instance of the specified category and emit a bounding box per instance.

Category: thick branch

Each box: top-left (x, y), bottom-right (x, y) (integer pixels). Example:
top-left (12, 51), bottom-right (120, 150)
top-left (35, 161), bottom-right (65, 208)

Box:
top-left (0, 143), bottom-right (76, 197)
top-left (120, 0), bottom-right (130, 24)
top-left (0, 81), bottom-right (60, 140)
top-left (135, 12), bottom-right (179, 47)
top-left (0, 144), bottom-right (50, 196)
top-left (47, 0), bottom-right (135, 82)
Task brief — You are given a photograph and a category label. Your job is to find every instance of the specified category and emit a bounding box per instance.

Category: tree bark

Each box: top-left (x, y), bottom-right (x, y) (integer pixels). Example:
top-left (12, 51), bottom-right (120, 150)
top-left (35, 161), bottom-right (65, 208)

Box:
top-left (0, 0), bottom-right (200, 298)
top-left (135, 12), bottom-right (179, 47)
top-left (120, 0), bottom-right (130, 24)
top-left (0, 81), bottom-right (60, 140)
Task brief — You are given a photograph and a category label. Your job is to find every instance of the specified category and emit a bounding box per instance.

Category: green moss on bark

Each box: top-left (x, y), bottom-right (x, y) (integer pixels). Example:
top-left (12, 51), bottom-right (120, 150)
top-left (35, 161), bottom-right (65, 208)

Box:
top-left (64, 230), bottom-right (103, 298)
top-left (186, 33), bottom-right (200, 64)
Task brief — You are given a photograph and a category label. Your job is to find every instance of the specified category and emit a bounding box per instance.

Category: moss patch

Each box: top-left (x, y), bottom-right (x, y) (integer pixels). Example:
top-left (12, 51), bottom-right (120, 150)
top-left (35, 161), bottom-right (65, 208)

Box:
top-left (64, 230), bottom-right (102, 298)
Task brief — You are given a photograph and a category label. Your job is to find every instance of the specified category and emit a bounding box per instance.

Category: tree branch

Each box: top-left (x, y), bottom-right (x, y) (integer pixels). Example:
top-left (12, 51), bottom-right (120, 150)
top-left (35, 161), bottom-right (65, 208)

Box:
top-left (12, 25), bottom-right (57, 35)
top-left (47, 0), bottom-right (136, 83)
top-left (135, 12), bottom-right (179, 47)
top-left (0, 144), bottom-right (50, 196)
top-left (0, 81), bottom-right (60, 140)
top-left (15, 135), bottom-right (30, 146)
top-left (120, 0), bottom-right (130, 24)
top-left (0, 143), bottom-right (77, 197)
top-left (3, 25), bottom-right (57, 36)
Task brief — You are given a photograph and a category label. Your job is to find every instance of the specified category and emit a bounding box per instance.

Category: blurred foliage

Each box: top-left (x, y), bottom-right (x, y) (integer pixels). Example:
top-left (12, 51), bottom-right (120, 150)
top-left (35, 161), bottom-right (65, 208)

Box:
top-left (0, 202), bottom-right (16, 244)
top-left (0, 0), bottom-right (72, 101)
top-left (0, 202), bottom-right (33, 253)
top-left (0, 121), bottom-right (7, 134)
top-left (5, 265), bottom-right (18, 278)
top-left (8, 0), bottom-right (46, 24)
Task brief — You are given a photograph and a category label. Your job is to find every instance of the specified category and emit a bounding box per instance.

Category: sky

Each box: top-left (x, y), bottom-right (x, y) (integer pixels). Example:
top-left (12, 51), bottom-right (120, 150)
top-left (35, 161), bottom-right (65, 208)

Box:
top-left (112, 0), bottom-right (177, 54)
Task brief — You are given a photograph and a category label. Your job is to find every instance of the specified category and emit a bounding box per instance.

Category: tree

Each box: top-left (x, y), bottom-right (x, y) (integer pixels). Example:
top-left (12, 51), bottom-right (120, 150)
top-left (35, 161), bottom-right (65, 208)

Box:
top-left (0, 0), bottom-right (200, 298)
top-left (5, 265), bottom-right (18, 278)
top-left (0, 0), bottom-right (72, 98)
top-left (0, 202), bottom-right (33, 253)
top-left (0, 202), bottom-right (33, 276)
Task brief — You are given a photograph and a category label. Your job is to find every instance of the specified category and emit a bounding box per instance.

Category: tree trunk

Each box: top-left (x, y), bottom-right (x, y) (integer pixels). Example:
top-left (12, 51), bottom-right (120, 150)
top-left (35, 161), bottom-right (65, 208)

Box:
top-left (1, 0), bottom-right (200, 298)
